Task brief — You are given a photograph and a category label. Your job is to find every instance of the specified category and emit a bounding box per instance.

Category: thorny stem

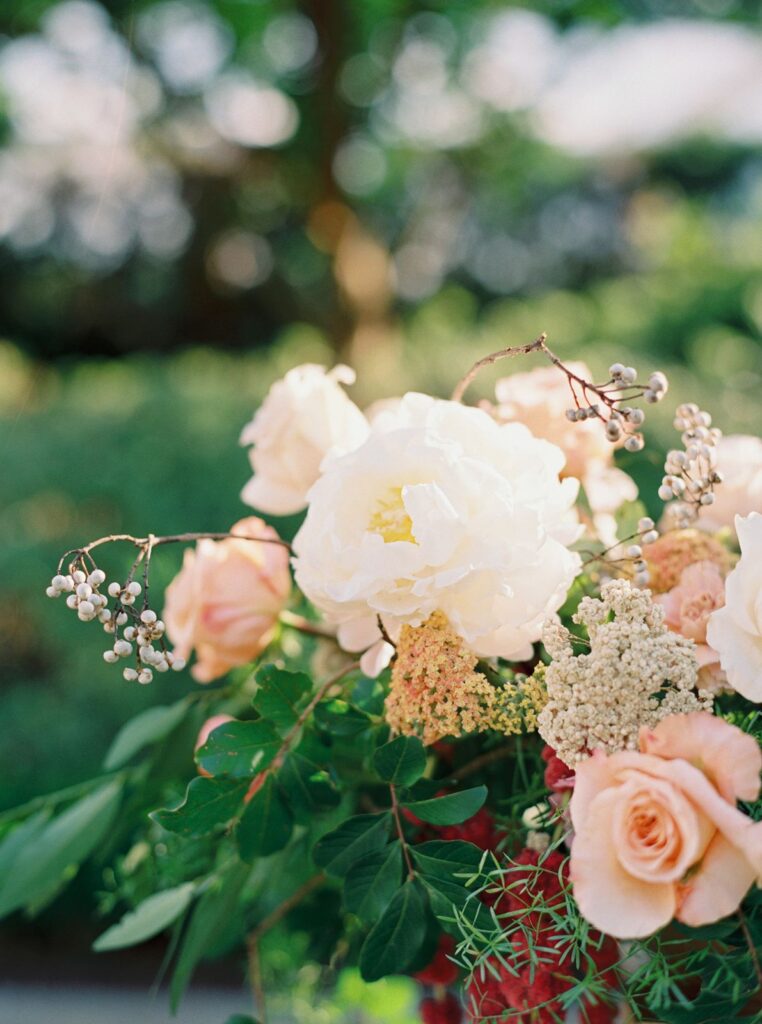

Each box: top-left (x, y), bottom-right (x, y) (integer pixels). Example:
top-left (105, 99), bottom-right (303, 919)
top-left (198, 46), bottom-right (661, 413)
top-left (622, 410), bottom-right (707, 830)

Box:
top-left (389, 782), bottom-right (416, 880)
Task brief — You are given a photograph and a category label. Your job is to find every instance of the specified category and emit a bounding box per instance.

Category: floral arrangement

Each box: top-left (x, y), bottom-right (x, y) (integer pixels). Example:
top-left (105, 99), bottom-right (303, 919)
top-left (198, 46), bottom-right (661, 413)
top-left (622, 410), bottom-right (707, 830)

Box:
top-left (7, 334), bottom-right (762, 1024)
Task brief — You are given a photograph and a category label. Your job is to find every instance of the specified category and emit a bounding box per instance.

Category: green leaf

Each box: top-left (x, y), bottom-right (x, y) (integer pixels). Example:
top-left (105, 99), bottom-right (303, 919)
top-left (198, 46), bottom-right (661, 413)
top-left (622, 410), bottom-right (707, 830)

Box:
top-left (403, 786), bottom-right (487, 826)
top-left (94, 882), bottom-right (196, 951)
top-left (359, 880), bottom-right (427, 981)
top-left (314, 698), bottom-right (371, 736)
top-left (103, 700), bottom-right (188, 770)
top-left (412, 840), bottom-right (485, 879)
top-left (196, 720), bottom-right (281, 779)
top-left (252, 665), bottom-right (311, 736)
top-left (312, 813), bottom-right (392, 877)
top-left (0, 780), bottom-right (122, 918)
top-left (344, 843), bottom-right (402, 924)
top-left (372, 736), bottom-right (426, 787)
top-left (352, 676), bottom-right (386, 715)
top-left (170, 860), bottom-right (250, 1011)
top-left (421, 873), bottom-right (491, 932)
top-left (237, 775), bottom-right (293, 861)
top-left (278, 753), bottom-right (340, 823)
top-left (151, 777), bottom-right (250, 837)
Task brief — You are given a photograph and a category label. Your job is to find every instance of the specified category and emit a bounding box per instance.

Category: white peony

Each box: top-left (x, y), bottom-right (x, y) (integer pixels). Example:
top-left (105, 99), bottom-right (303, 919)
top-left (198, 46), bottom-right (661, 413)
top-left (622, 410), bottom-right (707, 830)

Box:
top-left (293, 393), bottom-right (582, 673)
top-left (240, 364), bottom-right (369, 516)
top-left (699, 434), bottom-right (762, 532)
top-left (707, 512), bottom-right (762, 702)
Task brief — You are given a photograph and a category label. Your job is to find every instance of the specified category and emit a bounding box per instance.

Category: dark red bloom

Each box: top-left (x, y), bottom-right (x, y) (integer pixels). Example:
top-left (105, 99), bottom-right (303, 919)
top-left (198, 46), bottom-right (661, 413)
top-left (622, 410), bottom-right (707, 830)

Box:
top-left (415, 933), bottom-right (459, 987)
top-left (438, 807), bottom-right (501, 850)
top-left (420, 991), bottom-right (462, 1024)
top-left (541, 745), bottom-right (576, 792)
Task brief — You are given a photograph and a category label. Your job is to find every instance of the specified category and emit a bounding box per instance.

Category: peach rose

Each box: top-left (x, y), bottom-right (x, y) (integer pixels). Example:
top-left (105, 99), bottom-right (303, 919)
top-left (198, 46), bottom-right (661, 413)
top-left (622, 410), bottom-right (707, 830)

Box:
top-left (164, 517), bottom-right (291, 683)
top-left (570, 712), bottom-right (762, 938)
top-left (195, 714), bottom-right (234, 777)
top-left (656, 561), bottom-right (725, 689)
top-left (488, 363), bottom-right (637, 544)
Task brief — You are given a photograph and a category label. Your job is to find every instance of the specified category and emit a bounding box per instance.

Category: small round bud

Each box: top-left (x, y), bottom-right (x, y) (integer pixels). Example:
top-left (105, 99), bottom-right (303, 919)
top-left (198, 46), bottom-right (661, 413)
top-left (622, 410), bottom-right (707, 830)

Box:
top-left (46, 586), bottom-right (60, 598)
top-left (66, 594), bottom-right (78, 609)
top-left (114, 639), bottom-right (133, 658)
top-left (658, 485), bottom-right (673, 501)
top-left (627, 409), bottom-right (645, 426)
top-left (78, 600), bottom-right (95, 617)
top-left (642, 530), bottom-right (659, 545)
top-left (648, 371), bottom-right (668, 393)
top-left (72, 570), bottom-right (87, 585)
top-left (624, 434), bottom-right (644, 452)
top-left (605, 420), bottom-right (622, 442)
top-left (137, 669), bottom-right (153, 685)
top-left (638, 516), bottom-right (655, 531)
top-left (76, 582), bottom-right (92, 599)
top-left (88, 569), bottom-right (106, 587)
top-left (140, 609), bottom-right (157, 625)
top-left (170, 657), bottom-right (186, 672)
top-left (52, 574), bottom-right (68, 590)
top-left (609, 362), bottom-right (625, 377)
top-left (103, 650), bottom-right (118, 664)
top-left (123, 626), bottom-right (136, 641)
top-left (123, 668), bottom-right (138, 682)
top-left (700, 492), bottom-right (715, 506)
top-left (627, 545), bottom-right (643, 558)
top-left (634, 572), bottom-right (650, 588)
top-left (116, 612), bottom-right (128, 626)
top-left (126, 581), bottom-right (142, 597)
top-left (620, 366), bottom-right (637, 385)
top-left (108, 582), bottom-right (122, 598)
top-left (565, 409), bottom-right (576, 421)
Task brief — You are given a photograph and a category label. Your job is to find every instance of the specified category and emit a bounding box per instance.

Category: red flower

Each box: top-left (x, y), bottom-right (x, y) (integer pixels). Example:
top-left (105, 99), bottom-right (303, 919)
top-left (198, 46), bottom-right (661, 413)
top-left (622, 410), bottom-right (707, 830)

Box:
top-left (541, 744), bottom-right (576, 792)
top-left (415, 933), bottom-right (459, 987)
top-left (421, 992), bottom-right (462, 1024)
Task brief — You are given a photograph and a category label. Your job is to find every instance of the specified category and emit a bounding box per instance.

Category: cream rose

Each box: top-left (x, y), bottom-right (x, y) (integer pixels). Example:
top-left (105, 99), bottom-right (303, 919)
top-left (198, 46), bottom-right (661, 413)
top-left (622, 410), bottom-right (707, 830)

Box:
top-left (570, 712), bottom-right (762, 939)
top-left (293, 393), bottom-right (581, 672)
top-left (699, 434), bottom-right (762, 532)
top-left (487, 363), bottom-right (637, 544)
top-left (240, 364), bottom-right (369, 515)
top-left (706, 512), bottom-right (762, 701)
top-left (164, 517), bottom-right (291, 683)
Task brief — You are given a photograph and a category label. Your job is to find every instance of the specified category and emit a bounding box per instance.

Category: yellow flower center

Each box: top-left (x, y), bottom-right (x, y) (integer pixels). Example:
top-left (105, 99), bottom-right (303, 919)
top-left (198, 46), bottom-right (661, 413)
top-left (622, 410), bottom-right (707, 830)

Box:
top-left (368, 487), bottom-right (415, 544)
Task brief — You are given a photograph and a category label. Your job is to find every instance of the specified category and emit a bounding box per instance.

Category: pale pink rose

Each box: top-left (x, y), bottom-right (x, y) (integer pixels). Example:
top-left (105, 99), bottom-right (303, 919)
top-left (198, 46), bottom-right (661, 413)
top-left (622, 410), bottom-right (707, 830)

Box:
top-left (488, 363), bottom-right (637, 539)
top-left (698, 434), bottom-right (762, 533)
top-left (570, 711), bottom-right (762, 938)
top-left (164, 517), bottom-right (291, 683)
top-left (195, 714), bottom-right (234, 777)
top-left (656, 561), bottom-right (726, 688)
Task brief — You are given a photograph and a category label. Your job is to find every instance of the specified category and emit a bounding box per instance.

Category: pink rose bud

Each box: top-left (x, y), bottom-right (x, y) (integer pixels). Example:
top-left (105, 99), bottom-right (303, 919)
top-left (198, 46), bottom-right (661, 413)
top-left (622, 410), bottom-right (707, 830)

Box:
top-left (164, 517), bottom-right (291, 683)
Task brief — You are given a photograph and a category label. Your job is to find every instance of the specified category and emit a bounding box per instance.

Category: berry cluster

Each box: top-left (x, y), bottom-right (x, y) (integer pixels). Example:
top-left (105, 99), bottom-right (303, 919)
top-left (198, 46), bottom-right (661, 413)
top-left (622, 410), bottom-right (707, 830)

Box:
top-left (46, 559), bottom-right (185, 684)
top-left (469, 850), bottom-right (619, 1024)
top-left (563, 361), bottom-right (668, 452)
top-left (660, 404), bottom-right (723, 527)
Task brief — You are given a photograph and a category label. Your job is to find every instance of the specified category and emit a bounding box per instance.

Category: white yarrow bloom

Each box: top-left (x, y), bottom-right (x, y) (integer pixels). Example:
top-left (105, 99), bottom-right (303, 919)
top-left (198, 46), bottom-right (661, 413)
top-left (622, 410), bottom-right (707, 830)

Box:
top-left (293, 393), bottom-right (582, 673)
top-left (707, 512), bottom-right (762, 702)
top-left (240, 364), bottom-right (369, 515)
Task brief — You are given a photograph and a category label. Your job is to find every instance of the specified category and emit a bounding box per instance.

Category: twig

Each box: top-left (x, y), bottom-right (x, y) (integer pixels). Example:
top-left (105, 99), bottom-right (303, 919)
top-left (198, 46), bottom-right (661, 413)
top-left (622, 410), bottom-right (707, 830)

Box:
top-left (738, 908), bottom-right (762, 993)
top-left (451, 334), bottom-right (547, 403)
top-left (246, 933), bottom-right (267, 1023)
top-left (57, 530), bottom-right (292, 572)
top-left (269, 660), bottom-right (360, 774)
top-left (448, 745), bottom-right (515, 782)
top-left (247, 874), bottom-right (326, 945)
top-left (389, 783), bottom-right (416, 880)
top-left (279, 610), bottom-right (338, 640)
top-left (376, 614), bottom-right (396, 650)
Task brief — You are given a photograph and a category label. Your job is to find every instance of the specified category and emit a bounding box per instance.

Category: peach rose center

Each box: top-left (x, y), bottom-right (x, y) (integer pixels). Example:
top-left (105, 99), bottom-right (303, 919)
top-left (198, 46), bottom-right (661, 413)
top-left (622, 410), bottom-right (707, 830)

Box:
top-left (613, 772), bottom-right (702, 884)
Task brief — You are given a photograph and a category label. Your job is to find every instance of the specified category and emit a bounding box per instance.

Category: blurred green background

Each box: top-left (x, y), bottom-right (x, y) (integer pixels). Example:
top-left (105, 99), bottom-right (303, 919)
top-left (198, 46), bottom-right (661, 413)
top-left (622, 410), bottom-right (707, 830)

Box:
top-left (1, 0), bottom-right (762, 996)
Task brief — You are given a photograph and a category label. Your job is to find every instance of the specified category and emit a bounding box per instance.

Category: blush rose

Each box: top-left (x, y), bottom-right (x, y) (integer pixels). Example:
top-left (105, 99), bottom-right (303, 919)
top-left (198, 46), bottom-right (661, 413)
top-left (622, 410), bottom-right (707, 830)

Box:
top-left (569, 711), bottom-right (762, 938)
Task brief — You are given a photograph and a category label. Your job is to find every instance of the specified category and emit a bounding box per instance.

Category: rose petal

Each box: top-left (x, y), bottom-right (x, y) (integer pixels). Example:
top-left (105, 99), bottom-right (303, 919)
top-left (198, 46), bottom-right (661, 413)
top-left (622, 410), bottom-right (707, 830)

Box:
top-left (677, 832), bottom-right (758, 927)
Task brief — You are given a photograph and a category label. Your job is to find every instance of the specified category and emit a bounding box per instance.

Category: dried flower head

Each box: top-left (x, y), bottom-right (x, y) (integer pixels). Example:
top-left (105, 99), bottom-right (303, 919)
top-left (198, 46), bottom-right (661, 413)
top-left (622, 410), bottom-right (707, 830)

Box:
top-left (660, 403), bottom-right (724, 527)
top-left (537, 579), bottom-right (712, 766)
top-left (644, 528), bottom-right (732, 594)
top-left (385, 611), bottom-right (545, 745)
